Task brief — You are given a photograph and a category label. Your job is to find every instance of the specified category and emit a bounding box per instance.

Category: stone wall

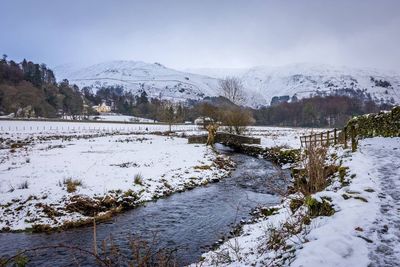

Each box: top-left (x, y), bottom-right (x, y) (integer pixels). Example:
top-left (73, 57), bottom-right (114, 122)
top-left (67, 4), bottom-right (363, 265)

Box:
top-left (187, 135), bottom-right (208, 144)
top-left (345, 106), bottom-right (400, 138)
top-left (187, 132), bottom-right (261, 145)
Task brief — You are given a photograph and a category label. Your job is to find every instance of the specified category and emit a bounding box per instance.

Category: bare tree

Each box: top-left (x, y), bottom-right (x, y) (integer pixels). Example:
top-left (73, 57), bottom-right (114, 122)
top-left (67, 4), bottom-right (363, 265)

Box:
top-left (197, 103), bottom-right (220, 129)
top-left (221, 107), bottom-right (254, 135)
top-left (158, 101), bottom-right (183, 132)
top-left (219, 77), bottom-right (246, 105)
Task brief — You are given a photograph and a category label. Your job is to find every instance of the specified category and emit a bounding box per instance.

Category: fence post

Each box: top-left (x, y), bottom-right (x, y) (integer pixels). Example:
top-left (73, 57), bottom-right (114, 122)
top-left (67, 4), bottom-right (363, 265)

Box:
top-left (344, 126), bottom-right (348, 149)
top-left (320, 132), bottom-right (323, 146)
top-left (351, 125), bottom-right (357, 152)
top-left (326, 131), bottom-right (330, 146)
top-left (334, 128), bottom-right (337, 145)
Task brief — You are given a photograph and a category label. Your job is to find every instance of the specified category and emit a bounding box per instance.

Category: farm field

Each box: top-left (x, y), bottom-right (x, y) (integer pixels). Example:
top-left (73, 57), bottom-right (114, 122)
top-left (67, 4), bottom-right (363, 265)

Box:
top-left (0, 120), bottom-right (320, 232)
top-left (0, 120), bottom-right (224, 231)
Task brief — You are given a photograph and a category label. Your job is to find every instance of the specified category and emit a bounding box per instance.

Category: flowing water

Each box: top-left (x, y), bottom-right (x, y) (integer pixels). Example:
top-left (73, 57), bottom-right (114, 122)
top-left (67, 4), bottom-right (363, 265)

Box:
top-left (0, 145), bottom-right (286, 266)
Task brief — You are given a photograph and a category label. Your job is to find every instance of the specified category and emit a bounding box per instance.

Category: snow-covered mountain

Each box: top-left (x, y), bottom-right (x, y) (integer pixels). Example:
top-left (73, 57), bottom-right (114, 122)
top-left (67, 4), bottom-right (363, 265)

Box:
top-left (54, 61), bottom-right (400, 107)
top-left (183, 67), bottom-right (248, 79)
top-left (189, 63), bottom-right (400, 107)
top-left (54, 60), bottom-right (219, 102)
top-left (240, 63), bottom-right (400, 106)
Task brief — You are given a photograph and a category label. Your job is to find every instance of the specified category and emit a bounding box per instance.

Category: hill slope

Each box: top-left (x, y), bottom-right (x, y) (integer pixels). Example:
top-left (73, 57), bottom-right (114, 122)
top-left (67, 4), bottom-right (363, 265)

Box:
top-left (54, 60), bottom-right (219, 102)
top-left (240, 63), bottom-right (400, 106)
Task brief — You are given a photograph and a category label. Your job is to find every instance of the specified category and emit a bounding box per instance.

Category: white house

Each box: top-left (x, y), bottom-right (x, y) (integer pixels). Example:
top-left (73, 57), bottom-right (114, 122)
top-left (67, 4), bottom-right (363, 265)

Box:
top-left (92, 102), bottom-right (111, 113)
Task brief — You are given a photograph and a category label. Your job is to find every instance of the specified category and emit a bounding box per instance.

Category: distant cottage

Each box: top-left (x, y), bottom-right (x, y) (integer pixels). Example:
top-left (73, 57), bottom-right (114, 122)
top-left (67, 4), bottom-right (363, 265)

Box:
top-left (92, 102), bottom-right (111, 113)
top-left (194, 117), bottom-right (213, 125)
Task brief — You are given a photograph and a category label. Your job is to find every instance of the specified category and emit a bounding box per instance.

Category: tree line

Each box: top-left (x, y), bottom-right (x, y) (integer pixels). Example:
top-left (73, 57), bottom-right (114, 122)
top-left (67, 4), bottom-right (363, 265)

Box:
top-left (0, 55), bottom-right (83, 118)
top-left (0, 56), bottom-right (393, 128)
top-left (252, 95), bottom-right (392, 127)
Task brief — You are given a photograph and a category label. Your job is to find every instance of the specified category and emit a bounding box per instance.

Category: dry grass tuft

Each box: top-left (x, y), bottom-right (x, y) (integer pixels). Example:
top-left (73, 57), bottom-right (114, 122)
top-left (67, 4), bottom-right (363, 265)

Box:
top-left (294, 142), bottom-right (329, 196)
top-left (17, 181), bottom-right (29, 189)
top-left (134, 173), bottom-right (144, 185)
top-left (63, 178), bottom-right (82, 193)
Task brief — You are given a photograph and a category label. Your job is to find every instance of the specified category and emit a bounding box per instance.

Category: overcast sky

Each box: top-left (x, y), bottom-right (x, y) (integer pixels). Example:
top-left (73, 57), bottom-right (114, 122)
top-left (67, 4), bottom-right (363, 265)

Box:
top-left (1, 0), bottom-right (400, 71)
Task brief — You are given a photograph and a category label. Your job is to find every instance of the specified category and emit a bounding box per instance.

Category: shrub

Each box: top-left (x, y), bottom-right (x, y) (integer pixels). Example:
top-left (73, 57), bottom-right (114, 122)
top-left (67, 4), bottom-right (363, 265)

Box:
top-left (134, 174), bottom-right (143, 186)
top-left (289, 198), bottom-right (304, 213)
top-left (338, 166), bottom-right (349, 184)
top-left (260, 207), bottom-right (278, 217)
top-left (263, 212), bottom-right (310, 259)
top-left (294, 142), bottom-right (328, 196)
top-left (304, 196), bottom-right (335, 217)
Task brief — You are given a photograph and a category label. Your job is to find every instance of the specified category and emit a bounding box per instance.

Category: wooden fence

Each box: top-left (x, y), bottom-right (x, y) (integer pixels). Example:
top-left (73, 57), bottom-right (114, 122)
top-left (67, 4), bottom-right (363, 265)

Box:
top-left (300, 125), bottom-right (358, 152)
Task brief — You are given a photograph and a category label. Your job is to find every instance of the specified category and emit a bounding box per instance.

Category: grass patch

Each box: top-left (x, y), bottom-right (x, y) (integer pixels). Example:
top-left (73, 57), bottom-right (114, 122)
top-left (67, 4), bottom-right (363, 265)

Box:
top-left (63, 178), bottom-right (82, 193)
top-left (134, 173), bottom-right (144, 186)
top-left (194, 165), bottom-right (212, 170)
top-left (17, 181), bottom-right (29, 189)
top-left (305, 196), bottom-right (335, 217)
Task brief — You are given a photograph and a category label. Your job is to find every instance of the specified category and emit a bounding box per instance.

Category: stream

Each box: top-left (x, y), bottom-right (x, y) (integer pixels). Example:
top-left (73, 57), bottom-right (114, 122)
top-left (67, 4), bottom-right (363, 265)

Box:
top-left (0, 145), bottom-right (286, 266)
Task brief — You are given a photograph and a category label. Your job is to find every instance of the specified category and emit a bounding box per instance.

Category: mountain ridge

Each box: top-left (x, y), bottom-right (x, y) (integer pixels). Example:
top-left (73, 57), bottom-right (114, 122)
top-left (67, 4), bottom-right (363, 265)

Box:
top-left (54, 61), bottom-right (400, 107)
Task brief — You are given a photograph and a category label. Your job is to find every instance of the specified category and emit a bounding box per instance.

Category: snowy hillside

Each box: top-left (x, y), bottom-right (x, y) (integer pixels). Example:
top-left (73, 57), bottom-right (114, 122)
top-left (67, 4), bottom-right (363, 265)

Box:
top-left (54, 60), bottom-right (219, 102)
top-left (55, 61), bottom-right (400, 107)
top-left (183, 67), bottom-right (248, 79)
top-left (240, 63), bottom-right (400, 106)
top-left (188, 64), bottom-right (400, 107)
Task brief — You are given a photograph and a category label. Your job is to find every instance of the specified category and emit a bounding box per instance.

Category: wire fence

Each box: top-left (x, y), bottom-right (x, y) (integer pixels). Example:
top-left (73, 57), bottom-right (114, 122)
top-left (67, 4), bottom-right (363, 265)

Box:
top-left (0, 122), bottom-right (201, 134)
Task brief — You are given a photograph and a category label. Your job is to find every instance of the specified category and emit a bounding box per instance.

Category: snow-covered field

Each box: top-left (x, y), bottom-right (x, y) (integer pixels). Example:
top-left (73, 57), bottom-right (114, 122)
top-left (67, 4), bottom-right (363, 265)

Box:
top-left (0, 120), bottom-right (201, 139)
top-left (0, 120), bottom-right (321, 149)
top-left (0, 121), bottom-right (230, 231)
top-left (196, 137), bottom-right (400, 266)
top-left (89, 114), bottom-right (156, 123)
top-left (245, 126), bottom-right (326, 149)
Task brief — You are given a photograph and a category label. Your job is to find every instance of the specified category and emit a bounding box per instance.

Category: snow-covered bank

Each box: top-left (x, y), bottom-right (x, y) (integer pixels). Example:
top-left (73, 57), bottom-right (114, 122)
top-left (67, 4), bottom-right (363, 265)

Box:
top-left (195, 137), bottom-right (400, 267)
top-left (0, 133), bottom-right (232, 231)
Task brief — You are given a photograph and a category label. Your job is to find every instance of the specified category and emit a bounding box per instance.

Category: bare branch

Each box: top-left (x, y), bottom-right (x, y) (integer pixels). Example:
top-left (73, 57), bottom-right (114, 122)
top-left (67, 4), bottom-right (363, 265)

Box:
top-left (219, 77), bottom-right (246, 105)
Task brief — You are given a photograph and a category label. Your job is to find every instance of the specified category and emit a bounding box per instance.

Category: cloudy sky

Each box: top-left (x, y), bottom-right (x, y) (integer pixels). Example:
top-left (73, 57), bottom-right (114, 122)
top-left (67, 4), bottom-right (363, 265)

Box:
top-left (1, 0), bottom-right (400, 71)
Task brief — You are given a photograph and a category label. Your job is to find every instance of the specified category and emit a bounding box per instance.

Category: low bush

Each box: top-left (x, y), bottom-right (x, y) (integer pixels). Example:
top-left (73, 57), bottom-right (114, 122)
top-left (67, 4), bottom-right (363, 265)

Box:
top-left (293, 142), bottom-right (329, 196)
top-left (304, 196), bottom-right (335, 217)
